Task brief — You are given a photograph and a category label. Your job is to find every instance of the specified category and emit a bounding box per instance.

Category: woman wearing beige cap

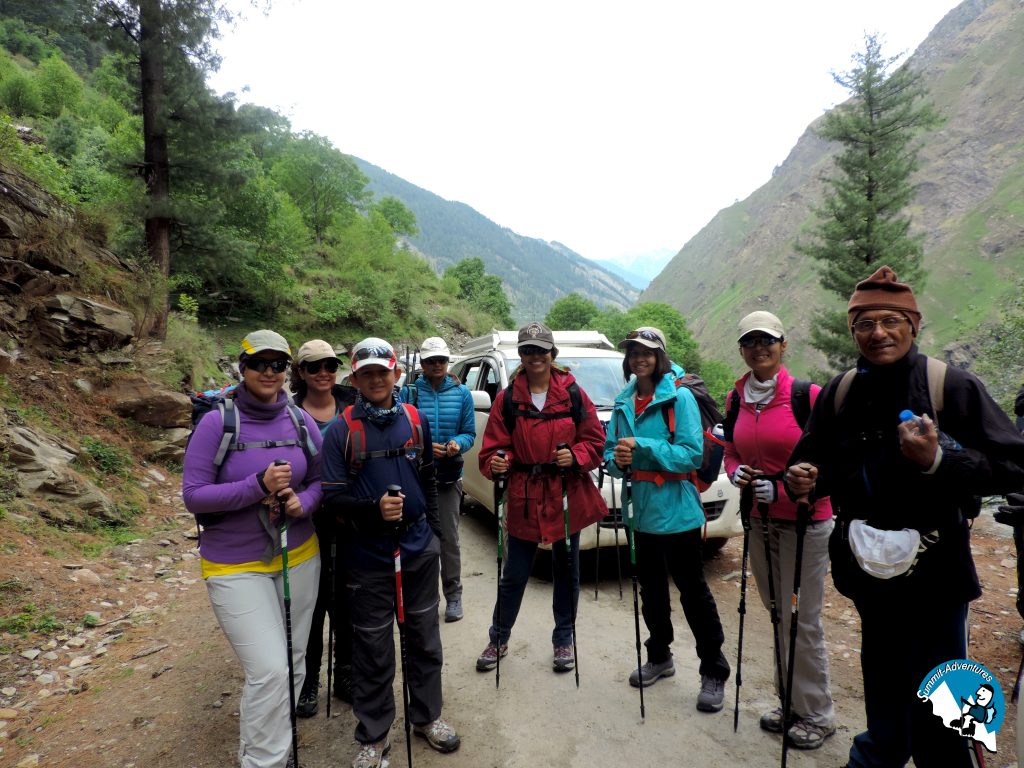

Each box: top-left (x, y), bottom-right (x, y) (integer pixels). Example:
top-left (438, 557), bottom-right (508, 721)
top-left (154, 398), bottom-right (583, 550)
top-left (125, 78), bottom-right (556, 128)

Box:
top-left (722, 311), bottom-right (835, 748)
top-left (291, 340), bottom-right (358, 717)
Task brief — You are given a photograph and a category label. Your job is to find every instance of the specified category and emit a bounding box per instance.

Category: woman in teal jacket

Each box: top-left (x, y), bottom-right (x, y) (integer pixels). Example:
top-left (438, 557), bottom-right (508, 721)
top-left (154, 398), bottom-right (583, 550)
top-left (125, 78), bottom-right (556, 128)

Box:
top-left (604, 326), bottom-right (731, 713)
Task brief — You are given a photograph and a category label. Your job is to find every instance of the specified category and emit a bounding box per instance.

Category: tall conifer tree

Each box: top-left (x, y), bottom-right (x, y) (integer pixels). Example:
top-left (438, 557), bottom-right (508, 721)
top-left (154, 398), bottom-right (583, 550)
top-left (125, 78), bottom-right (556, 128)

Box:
top-left (797, 34), bottom-right (941, 370)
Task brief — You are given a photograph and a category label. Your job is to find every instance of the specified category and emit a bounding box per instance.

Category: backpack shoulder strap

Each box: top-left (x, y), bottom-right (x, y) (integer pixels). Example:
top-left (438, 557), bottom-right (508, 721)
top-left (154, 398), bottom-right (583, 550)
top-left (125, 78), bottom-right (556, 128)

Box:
top-left (790, 379), bottom-right (812, 430)
top-left (342, 406), bottom-right (365, 475)
top-left (834, 368), bottom-right (857, 415)
top-left (502, 382), bottom-right (516, 435)
top-left (213, 399), bottom-right (238, 467)
top-left (925, 357), bottom-right (947, 420)
top-left (401, 404), bottom-right (425, 460)
top-left (568, 381), bottom-right (582, 426)
top-left (722, 387), bottom-right (741, 442)
top-left (286, 403), bottom-right (319, 459)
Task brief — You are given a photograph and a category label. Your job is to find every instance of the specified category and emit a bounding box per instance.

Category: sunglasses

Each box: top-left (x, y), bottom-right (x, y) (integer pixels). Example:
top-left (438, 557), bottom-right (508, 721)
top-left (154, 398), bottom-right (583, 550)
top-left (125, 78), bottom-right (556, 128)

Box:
top-left (851, 316), bottom-right (908, 335)
top-left (738, 336), bottom-right (781, 349)
top-left (353, 346), bottom-right (394, 362)
top-left (421, 357), bottom-right (449, 366)
top-left (303, 359), bottom-right (339, 374)
top-left (519, 345), bottom-right (550, 356)
top-left (626, 329), bottom-right (662, 344)
top-left (248, 358), bottom-right (289, 374)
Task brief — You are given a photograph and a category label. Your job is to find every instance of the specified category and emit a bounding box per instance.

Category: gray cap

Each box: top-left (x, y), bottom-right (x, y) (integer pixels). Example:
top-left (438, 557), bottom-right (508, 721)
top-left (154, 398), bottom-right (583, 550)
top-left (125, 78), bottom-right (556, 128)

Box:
top-left (241, 329), bottom-right (291, 357)
top-left (517, 322), bottom-right (554, 350)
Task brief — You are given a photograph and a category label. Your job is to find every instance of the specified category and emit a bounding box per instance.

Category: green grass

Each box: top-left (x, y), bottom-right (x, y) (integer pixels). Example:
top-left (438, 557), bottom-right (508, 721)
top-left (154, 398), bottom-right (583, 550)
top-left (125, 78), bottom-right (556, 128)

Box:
top-left (0, 603), bottom-right (64, 635)
top-left (79, 436), bottom-right (132, 476)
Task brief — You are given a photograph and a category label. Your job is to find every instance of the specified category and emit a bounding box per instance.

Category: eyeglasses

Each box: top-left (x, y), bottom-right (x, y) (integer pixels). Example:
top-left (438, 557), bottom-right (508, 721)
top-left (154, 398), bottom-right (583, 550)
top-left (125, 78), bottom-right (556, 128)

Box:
top-left (303, 359), bottom-right (339, 374)
top-left (421, 357), bottom-right (448, 366)
top-left (248, 358), bottom-right (289, 374)
top-left (738, 336), bottom-right (781, 349)
top-left (519, 345), bottom-right (550, 356)
top-left (851, 316), bottom-right (909, 335)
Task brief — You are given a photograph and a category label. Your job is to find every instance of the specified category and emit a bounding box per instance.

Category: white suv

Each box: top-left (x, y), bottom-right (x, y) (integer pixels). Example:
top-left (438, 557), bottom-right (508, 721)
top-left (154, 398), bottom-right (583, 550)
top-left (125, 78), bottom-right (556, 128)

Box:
top-left (451, 330), bottom-right (742, 552)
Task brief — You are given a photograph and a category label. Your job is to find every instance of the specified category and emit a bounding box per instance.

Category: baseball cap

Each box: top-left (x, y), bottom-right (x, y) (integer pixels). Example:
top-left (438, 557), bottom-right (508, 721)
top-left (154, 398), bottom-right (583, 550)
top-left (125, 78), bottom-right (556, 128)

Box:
top-left (297, 339), bottom-right (338, 365)
top-left (618, 326), bottom-right (667, 352)
top-left (351, 337), bottom-right (397, 371)
top-left (419, 336), bottom-right (451, 360)
top-left (241, 329), bottom-right (291, 357)
top-left (517, 321), bottom-right (555, 350)
top-left (737, 311), bottom-right (785, 342)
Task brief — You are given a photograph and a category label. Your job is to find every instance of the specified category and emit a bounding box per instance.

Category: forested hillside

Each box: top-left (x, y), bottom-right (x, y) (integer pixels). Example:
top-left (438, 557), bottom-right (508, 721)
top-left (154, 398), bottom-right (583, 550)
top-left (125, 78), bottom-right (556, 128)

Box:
top-left (643, 0), bottom-right (1024, 402)
top-left (356, 157), bottom-right (640, 322)
top-left (0, 0), bottom-right (511, 363)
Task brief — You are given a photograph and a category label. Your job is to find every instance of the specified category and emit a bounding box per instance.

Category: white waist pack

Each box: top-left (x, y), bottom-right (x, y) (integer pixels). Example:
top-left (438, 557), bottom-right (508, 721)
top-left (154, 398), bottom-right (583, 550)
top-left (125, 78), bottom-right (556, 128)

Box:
top-left (847, 520), bottom-right (920, 579)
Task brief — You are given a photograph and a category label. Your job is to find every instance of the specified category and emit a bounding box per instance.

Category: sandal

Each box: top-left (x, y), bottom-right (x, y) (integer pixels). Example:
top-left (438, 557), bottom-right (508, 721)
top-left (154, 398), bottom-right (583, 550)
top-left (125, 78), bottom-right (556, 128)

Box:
top-left (786, 718), bottom-right (836, 750)
top-left (759, 706), bottom-right (784, 733)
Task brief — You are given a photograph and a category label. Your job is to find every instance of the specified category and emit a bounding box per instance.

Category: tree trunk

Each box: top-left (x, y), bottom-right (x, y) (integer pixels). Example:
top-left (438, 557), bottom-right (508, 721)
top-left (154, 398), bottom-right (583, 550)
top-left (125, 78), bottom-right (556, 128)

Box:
top-left (139, 0), bottom-right (171, 338)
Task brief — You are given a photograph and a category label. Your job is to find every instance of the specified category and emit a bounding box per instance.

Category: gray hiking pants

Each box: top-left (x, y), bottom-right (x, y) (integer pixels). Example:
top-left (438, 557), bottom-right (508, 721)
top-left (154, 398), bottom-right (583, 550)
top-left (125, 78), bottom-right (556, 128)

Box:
top-left (749, 516), bottom-right (835, 728)
top-left (438, 480), bottom-right (463, 602)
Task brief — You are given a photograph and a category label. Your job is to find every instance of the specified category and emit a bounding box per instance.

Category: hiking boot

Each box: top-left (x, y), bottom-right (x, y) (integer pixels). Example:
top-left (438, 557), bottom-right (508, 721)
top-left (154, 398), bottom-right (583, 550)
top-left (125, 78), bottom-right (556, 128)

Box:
top-left (759, 706), bottom-right (784, 733)
top-left (445, 598), bottom-right (464, 623)
top-left (352, 737), bottom-right (390, 768)
top-left (552, 645), bottom-right (575, 673)
top-left (786, 718), bottom-right (836, 749)
top-left (333, 664), bottom-right (353, 704)
top-left (628, 658), bottom-right (675, 688)
top-left (295, 679), bottom-right (319, 718)
top-left (696, 674), bottom-right (725, 712)
top-left (475, 641), bottom-right (508, 671)
top-left (413, 717), bottom-right (461, 753)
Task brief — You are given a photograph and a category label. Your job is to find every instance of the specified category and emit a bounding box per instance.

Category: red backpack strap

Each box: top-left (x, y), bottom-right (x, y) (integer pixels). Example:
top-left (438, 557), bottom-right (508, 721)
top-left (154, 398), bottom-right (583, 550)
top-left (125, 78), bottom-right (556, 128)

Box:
top-left (342, 405), bottom-right (366, 475)
top-left (401, 404), bottom-right (425, 460)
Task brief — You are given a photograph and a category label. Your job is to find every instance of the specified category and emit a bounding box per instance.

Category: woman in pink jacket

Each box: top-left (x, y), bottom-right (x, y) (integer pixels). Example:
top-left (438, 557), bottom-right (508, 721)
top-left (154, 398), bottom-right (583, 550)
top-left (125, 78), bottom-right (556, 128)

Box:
top-left (723, 311), bottom-right (835, 750)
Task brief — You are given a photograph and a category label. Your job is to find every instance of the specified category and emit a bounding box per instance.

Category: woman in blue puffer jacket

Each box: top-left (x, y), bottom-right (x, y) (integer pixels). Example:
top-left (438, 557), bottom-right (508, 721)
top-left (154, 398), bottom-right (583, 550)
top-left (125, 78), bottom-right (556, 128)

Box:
top-left (603, 326), bottom-right (730, 713)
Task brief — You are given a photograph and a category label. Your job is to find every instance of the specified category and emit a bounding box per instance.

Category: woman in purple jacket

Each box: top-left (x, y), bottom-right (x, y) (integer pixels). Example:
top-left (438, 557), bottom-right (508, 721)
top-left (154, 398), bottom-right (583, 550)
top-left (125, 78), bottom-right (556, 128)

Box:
top-left (183, 329), bottom-right (323, 768)
top-left (723, 311), bottom-right (835, 750)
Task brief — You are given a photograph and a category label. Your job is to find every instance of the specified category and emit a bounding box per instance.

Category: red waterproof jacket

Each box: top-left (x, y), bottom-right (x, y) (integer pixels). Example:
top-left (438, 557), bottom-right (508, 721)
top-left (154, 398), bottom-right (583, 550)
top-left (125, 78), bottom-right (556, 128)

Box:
top-left (479, 367), bottom-right (606, 545)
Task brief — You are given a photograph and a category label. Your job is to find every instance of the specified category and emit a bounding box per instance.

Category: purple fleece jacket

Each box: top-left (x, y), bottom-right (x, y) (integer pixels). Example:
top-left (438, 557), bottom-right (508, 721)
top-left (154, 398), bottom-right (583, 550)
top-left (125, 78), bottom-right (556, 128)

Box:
top-left (182, 385), bottom-right (323, 564)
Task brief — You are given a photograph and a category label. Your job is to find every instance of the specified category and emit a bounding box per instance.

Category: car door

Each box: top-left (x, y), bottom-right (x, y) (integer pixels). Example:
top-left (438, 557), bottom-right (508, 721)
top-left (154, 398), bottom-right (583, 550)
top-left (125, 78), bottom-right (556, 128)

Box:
top-left (452, 355), bottom-right (503, 511)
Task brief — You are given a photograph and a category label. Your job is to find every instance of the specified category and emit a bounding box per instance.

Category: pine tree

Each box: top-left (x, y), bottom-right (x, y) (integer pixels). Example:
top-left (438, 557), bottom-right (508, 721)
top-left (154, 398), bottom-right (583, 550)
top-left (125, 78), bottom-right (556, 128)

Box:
top-left (797, 34), bottom-right (941, 370)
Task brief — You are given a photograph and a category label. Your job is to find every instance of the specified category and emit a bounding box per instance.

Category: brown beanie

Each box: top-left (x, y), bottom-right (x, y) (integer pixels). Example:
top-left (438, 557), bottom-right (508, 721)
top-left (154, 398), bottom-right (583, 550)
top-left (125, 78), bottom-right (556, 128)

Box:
top-left (847, 265), bottom-right (921, 334)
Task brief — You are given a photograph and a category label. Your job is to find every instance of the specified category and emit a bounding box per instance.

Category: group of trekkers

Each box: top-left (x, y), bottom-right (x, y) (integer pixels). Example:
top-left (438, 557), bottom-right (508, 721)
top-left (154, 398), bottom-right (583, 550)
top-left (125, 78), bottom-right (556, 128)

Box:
top-left (181, 264), bottom-right (1024, 768)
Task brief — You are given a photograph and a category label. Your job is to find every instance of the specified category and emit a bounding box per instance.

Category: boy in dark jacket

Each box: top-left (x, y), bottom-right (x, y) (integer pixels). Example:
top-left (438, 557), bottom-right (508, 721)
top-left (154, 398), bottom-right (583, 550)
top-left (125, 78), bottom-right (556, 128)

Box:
top-left (322, 337), bottom-right (460, 768)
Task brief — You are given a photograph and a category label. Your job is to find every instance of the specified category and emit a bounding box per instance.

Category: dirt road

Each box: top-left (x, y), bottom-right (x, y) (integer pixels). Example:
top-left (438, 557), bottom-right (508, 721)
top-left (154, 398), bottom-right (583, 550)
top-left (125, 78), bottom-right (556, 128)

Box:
top-left (2, 498), bottom-right (1021, 768)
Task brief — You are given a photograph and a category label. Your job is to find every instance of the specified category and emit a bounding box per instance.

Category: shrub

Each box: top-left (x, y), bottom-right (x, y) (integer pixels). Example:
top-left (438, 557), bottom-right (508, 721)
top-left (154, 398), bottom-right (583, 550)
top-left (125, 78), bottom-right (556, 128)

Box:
top-left (0, 71), bottom-right (42, 116)
top-left (81, 436), bottom-right (132, 476)
top-left (36, 54), bottom-right (82, 117)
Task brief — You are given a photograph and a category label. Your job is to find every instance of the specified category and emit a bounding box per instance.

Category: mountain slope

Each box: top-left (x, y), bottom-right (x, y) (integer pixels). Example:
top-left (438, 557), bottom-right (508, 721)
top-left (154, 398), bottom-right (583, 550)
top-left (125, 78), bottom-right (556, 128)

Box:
top-left (354, 158), bottom-right (639, 322)
top-left (643, 0), bottom-right (1024, 376)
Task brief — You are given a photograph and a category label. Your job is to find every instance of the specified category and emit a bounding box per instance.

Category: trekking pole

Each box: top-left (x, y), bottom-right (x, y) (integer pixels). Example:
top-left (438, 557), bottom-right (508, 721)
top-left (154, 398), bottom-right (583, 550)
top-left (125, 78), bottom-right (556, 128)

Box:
top-left (557, 442), bottom-right (580, 689)
top-left (733, 482), bottom-right (754, 733)
top-left (387, 484), bottom-right (414, 768)
top-left (275, 459), bottom-right (300, 767)
top-left (760, 500), bottom-right (786, 719)
top-left (594, 465), bottom-right (603, 601)
top-left (623, 464), bottom-right (645, 721)
top-left (613, 498), bottom-right (623, 600)
top-left (493, 450), bottom-right (507, 689)
top-left (781, 497), bottom-right (811, 768)
top-left (326, 528), bottom-right (336, 719)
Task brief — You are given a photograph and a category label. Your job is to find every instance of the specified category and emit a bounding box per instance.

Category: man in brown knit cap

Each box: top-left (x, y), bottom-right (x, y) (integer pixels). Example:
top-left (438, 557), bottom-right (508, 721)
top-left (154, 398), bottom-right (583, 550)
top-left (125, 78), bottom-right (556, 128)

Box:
top-left (785, 266), bottom-right (1024, 767)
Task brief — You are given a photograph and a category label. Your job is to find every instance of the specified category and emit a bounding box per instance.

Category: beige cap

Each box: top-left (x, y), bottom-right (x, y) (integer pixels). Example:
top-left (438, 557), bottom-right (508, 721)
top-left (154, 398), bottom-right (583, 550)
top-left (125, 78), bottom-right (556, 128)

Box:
top-left (297, 339), bottom-right (338, 365)
top-left (419, 336), bottom-right (451, 359)
top-left (737, 311), bottom-right (785, 342)
top-left (618, 326), bottom-right (667, 352)
top-left (241, 329), bottom-right (291, 357)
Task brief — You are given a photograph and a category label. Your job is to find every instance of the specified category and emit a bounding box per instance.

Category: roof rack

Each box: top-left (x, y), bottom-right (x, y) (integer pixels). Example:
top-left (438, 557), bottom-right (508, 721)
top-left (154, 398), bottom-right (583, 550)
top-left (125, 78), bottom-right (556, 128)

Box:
top-left (459, 329), bottom-right (615, 357)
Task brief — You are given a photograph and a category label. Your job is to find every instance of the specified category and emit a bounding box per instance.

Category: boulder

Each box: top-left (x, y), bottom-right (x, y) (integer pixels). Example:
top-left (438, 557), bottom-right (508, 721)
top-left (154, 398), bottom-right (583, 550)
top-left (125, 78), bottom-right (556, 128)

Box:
top-left (144, 427), bottom-right (190, 463)
top-left (35, 293), bottom-right (134, 353)
top-left (104, 374), bottom-right (190, 428)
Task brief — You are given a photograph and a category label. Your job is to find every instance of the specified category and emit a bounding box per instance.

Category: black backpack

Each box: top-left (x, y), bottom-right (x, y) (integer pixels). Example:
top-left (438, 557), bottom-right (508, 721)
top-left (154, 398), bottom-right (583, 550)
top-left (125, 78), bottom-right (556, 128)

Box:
top-left (501, 379), bottom-right (583, 436)
top-left (658, 371), bottom-right (726, 492)
top-left (721, 378), bottom-right (812, 441)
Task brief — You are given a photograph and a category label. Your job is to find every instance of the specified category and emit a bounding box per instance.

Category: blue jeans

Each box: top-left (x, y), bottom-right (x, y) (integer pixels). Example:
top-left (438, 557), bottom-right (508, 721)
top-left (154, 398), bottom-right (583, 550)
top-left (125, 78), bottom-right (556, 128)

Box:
top-left (847, 599), bottom-right (971, 768)
top-left (489, 532), bottom-right (580, 647)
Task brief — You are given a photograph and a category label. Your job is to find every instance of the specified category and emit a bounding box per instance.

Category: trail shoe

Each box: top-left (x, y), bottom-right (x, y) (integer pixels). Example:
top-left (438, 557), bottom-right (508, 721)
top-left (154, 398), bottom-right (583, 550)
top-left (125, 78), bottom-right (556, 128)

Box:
top-left (352, 737), bottom-right (390, 768)
top-left (696, 674), bottom-right (726, 712)
top-left (296, 679), bottom-right (319, 718)
top-left (475, 641), bottom-right (508, 671)
top-left (333, 664), bottom-right (353, 704)
top-left (414, 717), bottom-right (461, 753)
top-left (628, 658), bottom-right (675, 688)
top-left (445, 598), bottom-right (464, 623)
top-left (552, 645), bottom-right (576, 673)
top-left (786, 718), bottom-right (836, 749)
top-left (759, 706), bottom-right (784, 733)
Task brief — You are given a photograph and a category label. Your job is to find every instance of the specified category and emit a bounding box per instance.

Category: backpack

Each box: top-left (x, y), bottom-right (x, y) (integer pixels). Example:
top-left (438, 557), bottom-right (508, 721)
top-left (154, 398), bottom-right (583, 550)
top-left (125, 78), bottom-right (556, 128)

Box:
top-left (721, 378), bottom-right (813, 442)
top-left (501, 378), bottom-right (583, 436)
top-left (341, 403), bottom-right (425, 480)
top-left (658, 372), bottom-right (726, 493)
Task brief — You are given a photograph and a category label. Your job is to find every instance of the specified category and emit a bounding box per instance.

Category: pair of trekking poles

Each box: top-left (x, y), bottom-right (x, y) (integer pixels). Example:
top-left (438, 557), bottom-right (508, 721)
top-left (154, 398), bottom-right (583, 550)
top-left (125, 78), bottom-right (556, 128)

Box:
top-left (732, 469), bottom-right (811, 768)
top-left (492, 445), bottom-right (581, 690)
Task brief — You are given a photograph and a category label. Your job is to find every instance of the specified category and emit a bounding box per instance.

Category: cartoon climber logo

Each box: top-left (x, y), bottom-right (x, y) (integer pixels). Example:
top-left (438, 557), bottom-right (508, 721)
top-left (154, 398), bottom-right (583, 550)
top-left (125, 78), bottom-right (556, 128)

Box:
top-left (917, 659), bottom-right (1004, 753)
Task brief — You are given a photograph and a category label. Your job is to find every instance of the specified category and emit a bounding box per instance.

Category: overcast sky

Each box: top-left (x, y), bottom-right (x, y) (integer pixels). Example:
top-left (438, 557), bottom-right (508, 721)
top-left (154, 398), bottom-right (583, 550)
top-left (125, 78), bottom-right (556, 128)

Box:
top-left (209, 0), bottom-right (961, 265)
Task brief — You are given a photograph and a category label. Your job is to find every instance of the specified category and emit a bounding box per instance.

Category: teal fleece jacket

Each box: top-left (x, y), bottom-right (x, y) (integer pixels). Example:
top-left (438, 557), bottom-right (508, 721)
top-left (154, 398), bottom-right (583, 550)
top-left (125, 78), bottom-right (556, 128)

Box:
top-left (603, 370), bottom-right (705, 534)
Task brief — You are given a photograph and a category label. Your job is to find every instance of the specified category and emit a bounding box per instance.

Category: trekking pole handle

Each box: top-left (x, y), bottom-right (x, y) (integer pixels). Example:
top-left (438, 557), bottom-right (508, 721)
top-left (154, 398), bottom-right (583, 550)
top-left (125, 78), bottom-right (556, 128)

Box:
top-left (495, 450), bottom-right (507, 480)
top-left (387, 485), bottom-right (402, 497)
top-left (557, 442), bottom-right (570, 473)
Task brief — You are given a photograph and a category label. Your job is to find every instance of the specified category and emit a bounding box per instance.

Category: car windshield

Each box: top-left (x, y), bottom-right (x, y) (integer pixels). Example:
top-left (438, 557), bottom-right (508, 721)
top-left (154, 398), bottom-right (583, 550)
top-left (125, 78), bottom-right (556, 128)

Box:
top-left (556, 355), bottom-right (623, 409)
